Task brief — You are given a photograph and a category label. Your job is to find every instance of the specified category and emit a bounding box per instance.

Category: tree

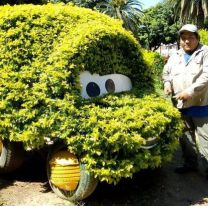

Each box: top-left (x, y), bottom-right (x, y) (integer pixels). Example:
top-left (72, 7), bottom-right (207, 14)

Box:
top-left (137, 1), bottom-right (180, 50)
top-left (169, 0), bottom-right (208, 28)
top-left (94, 0), bottom-right (143, 35)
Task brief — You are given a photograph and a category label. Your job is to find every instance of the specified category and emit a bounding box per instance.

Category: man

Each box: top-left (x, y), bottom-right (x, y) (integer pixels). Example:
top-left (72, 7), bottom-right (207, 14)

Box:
top-left (163, 24), bottom-right (208, 174)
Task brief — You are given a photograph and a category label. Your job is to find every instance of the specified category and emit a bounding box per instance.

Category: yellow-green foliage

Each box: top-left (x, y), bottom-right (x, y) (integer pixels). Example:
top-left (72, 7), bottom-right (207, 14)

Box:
top-left (199, 29), bottom-right (208, 45)
top-left (68, 94), bottom-right (183, 184)
top-left (0, 4), bottom-right (183, 184)
top-left (142, 49), bottom-right (165, 90)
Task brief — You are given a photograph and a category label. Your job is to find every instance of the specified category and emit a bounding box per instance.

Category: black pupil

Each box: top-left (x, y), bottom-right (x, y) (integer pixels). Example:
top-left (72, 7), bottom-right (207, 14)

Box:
top-left (86, 82), bottom-right (100, 97)
top-left (105, 79), bottom-right (115, 93)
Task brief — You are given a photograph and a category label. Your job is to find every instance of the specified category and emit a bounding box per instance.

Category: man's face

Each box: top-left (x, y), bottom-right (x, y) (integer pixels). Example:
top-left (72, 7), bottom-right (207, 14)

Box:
top-left (180, 31), bottom-right (199, 53)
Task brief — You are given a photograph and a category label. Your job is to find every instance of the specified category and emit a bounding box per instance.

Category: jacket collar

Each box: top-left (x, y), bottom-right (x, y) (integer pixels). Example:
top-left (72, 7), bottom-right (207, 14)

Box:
top-left (175, 44), bottom-right (203, 65)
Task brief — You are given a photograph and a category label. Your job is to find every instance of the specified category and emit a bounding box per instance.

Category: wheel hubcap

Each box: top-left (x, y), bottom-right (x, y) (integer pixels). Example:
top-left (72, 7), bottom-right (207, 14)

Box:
top-left (49, 151), bottom-right (80, 191)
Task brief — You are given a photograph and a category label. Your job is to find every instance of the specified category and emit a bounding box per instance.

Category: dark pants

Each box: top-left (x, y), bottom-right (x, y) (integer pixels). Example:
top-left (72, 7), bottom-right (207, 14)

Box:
top-left (180, 115), bottom-right (208, 169)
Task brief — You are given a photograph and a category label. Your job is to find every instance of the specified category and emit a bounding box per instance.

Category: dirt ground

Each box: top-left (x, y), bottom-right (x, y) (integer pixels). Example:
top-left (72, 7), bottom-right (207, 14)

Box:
top-left (1, 148), bottom-right (208, 206)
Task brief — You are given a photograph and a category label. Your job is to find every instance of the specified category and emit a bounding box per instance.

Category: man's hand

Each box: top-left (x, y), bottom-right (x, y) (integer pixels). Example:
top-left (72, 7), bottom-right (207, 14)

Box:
top-left (164, 85), bottom-right (172, 95)
top-left (174, 91), bottom-right (191, 101)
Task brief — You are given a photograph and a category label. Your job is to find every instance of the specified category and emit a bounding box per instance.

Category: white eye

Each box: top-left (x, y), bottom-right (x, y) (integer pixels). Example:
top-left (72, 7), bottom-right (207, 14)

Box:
top-left (80, 71), bottom-right (132, 99)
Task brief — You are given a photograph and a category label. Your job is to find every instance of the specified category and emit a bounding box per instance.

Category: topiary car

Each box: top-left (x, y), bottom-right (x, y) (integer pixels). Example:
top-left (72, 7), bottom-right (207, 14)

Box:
top-left (0, 3), bottom-right (183, 202)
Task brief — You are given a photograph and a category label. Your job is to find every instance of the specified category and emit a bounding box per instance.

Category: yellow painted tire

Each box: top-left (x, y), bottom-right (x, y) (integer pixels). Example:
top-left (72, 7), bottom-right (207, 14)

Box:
top-left (47, 148), bottom-right (98, 201)
top-left (0, 140), bottom-right (25, 173)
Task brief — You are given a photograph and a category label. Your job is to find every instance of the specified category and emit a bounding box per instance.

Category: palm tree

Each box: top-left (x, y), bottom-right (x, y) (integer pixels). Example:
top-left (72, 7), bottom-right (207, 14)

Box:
top-left (169, 0), bottom-right (208, 28)
top-left (95, 0), bottom-right (143, 35)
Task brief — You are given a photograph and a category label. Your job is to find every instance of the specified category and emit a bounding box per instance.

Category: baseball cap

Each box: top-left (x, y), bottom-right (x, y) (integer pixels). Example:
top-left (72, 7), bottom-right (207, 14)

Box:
top-left (178, 24), bottom-right (198, 35)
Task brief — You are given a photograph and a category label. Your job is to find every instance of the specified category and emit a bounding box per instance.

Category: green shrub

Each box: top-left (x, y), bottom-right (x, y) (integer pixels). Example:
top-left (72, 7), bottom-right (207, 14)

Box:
top-left (0, 4), bottom-right (183, 184)
top-left (199, 29), bottom-right (208, 45)
top-left (68, 94), bottom-right (183, 183)
top-left (142, 49), bottom-right (165, 91)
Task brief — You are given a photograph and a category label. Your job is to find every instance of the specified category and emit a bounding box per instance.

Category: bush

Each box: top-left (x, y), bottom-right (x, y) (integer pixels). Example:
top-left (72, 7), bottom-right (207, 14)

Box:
top-left (142, 49), bottom-right (165, 91)
top-left (0, 4), bottom-right (183, 184)
top-left (68, 94), bottom-right (183, 183)
top-left (199, 29), bottom-right (208, 45)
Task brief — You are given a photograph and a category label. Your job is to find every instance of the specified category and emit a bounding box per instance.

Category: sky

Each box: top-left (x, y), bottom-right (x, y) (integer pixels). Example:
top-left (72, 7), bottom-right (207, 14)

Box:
top-left (140, 0), bottom-right (162, 9)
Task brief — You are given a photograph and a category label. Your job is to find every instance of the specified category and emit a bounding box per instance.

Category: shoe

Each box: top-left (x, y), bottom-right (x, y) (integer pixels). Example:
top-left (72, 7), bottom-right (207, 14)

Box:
top-left (174, 165), bottom-right (198, 174)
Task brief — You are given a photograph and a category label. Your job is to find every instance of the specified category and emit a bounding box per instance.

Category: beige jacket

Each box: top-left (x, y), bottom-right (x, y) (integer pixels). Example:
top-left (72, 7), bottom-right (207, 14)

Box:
top-left (163, 44), bottom-right (208, 108)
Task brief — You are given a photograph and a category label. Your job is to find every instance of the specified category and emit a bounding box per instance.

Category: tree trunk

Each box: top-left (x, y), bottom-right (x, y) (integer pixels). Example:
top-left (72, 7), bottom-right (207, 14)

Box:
top-left (115, 7), bottom-right (122, 20)
top-left (197, 3), bottom-right (205, 28)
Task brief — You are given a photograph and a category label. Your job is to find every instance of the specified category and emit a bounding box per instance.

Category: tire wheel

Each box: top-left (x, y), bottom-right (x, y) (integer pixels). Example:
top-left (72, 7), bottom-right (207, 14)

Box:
top-left (0, 140), bottom-right (25, 173)
top-left (140, 136), bottom-right (160, 149)
top-left (47, 148), bottom-right (98, 201)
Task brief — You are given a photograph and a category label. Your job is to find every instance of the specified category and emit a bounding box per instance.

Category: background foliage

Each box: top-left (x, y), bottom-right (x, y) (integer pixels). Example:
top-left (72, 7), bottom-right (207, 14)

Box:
top-left (168, 0), bottom-right (208, 28)
top-left (138, 1), bottom-right (180, 50)
top-left (199, 29), bottom-right (208, 45)
top-left (142, 49), bottom-right (165, 91)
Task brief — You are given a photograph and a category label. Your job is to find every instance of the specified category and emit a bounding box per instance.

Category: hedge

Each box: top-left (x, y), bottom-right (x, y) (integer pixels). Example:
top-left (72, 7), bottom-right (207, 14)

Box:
top-left (0, 4), bottom-right (183, 184)
top-left (199, 29), bottom-right (208, 45)
top-left (142, 49), bottom-right (165, 92)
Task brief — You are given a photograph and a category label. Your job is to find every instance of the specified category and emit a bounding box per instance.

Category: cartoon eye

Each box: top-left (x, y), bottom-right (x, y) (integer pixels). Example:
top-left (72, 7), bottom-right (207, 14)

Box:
top-left (80, 71), bottom-right (132, 99)
top-left (105, 79), bottom-right (115, 93)
top-left (86, 82), bottom-right (100, 97)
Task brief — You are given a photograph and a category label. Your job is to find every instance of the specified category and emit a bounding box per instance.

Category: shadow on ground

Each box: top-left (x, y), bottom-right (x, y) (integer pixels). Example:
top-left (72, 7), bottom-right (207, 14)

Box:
top-left (0, 148), bottom-right (208, 206)
top-left (0, 151), bottom-right (48, 189)
top-left (85, 149), bottom-right (208, 206)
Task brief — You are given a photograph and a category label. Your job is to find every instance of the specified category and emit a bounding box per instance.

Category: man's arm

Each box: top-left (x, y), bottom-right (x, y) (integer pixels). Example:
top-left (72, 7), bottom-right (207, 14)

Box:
top-left (162, 56), bottom-right (173, 95)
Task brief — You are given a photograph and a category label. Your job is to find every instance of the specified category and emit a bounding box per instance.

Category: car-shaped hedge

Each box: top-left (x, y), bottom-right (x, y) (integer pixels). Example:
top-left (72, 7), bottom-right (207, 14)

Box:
top-left (0, 3), bottom-right (183, 202)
